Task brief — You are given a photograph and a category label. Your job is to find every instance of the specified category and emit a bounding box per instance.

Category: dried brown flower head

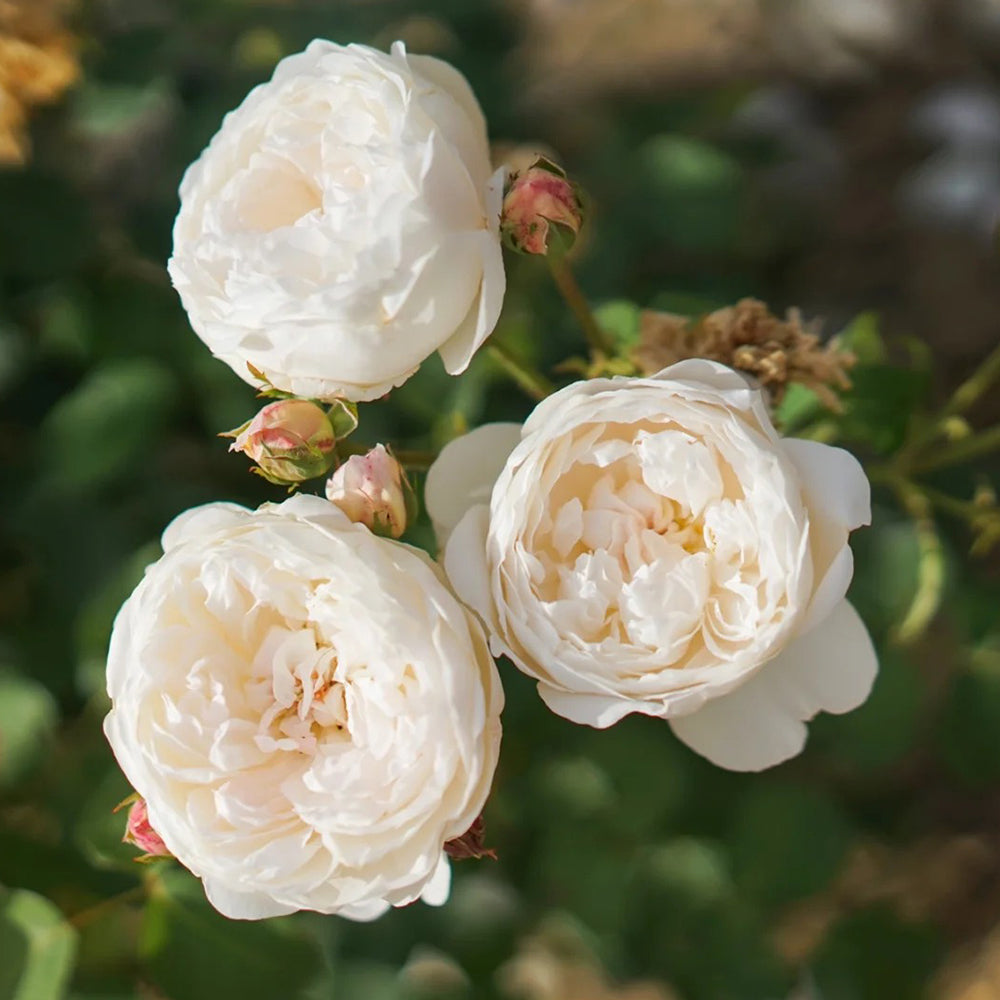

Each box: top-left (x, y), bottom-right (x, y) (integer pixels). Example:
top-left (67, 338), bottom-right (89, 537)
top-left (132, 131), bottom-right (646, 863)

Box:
top-left (0, 0), bottom-right (78, 165)
top-left (634, 298), bottom-right (855, 412)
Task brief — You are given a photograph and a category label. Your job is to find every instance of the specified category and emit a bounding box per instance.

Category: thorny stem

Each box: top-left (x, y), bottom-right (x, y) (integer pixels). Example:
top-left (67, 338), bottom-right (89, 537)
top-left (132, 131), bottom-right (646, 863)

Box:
top-left (486, 341), bottom-right (555, 401)
top-left (548, 257), bottom-right (615, 357)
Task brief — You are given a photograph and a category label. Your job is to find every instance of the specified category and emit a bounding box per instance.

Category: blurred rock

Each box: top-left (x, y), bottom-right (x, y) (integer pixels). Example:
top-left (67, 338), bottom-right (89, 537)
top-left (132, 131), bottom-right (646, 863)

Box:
top-left (498, 914), bottom-right (679, 1000)
top-left (760, 0), bottom-right (929, 81)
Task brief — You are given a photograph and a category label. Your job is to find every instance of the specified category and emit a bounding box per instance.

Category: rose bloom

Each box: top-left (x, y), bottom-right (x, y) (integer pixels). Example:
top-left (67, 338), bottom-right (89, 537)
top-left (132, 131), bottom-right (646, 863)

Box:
top-left (168, 40), bottom-right (505, 403)
top-left (104, 495), bottom-right (502, 919)
top-left (427, 360), bottom-right (876, 772)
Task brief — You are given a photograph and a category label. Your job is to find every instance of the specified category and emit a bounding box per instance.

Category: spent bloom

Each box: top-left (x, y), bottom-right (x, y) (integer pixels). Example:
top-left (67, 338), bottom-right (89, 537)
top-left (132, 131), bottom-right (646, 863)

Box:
top-left (226, 398), bottom-right (337, 484)
top-left (427, 360), bottom-right (877, 772)
top-left (169, 39), bottom-right (506, 403)
top-left (104, 495), bottom-right (502, 919)
top-left (325, 444), bottom-right (415, 538)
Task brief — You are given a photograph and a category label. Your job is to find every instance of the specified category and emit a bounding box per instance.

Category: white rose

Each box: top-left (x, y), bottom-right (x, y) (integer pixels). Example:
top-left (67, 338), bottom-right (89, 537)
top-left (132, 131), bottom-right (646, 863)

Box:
top-left (427, 360), bottom-right (876, 772)
top-left (168, 40), bottom-right (505, 403)
top-left (104, 495), bottom-right (503, 920)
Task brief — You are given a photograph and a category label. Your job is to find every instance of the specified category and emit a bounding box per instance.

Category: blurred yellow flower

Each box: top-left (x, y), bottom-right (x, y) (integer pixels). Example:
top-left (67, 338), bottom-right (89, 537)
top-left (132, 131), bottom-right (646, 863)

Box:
top-left (0, 0), bottom-right (78, 164)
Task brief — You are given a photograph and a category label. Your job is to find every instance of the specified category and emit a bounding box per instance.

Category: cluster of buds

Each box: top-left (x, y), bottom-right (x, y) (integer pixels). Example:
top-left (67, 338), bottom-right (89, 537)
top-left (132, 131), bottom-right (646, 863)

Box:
top-left (500, 157), bottom-right (584, 257)
top-left (224, 396), bottom-right (418, 537)
top-left (325, 444), bottom-right (416, 539)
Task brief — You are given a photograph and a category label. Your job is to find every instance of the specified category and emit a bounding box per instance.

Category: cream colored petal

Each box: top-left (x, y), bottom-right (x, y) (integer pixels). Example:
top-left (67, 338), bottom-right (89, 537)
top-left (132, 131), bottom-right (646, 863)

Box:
top-left (783, 438), bottom-right (871, 533)
top-left (537, 685), bottom-right (641, 729)
top-left (670, 600), bottom-right (877, 771)
top-left (161, 502), bottom-right (249, 552)
top-left (426, 422), bottom-right (522, 548)
top-left (203, 878), bottom-right (298, 920)
top-left (437, 168), bottom-right (507, 376)
top-left (419, 854), bottom-right (452, 907)
top-left (784, 437), bottom-right (871, 632)
top-left (442, 505), bottom-right (497, 630)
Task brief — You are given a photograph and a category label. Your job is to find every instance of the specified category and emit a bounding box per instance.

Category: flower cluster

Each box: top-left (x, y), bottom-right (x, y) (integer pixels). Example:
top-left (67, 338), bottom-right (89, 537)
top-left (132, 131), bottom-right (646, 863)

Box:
top-left (104, 38), bottom-right (877, 922)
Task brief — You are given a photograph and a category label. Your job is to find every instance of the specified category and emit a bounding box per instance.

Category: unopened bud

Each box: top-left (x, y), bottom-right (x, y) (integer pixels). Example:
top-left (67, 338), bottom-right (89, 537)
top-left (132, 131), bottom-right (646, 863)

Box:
top-left (325, 444), bottom-right (415, 538)
top-left (122, 797), bottom-right (172, 861)
top-left (501, 158), bottom-right (583, 257)
top-left (224, 399), bottom-right (337, 485)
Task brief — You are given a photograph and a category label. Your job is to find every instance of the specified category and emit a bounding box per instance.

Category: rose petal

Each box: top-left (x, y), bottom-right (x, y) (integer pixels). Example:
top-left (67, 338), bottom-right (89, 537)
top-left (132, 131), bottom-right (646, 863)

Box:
top-left (426, 423), bottom-right (522, 547)
top-left (203, 878), bottom-right (298, 921)
top-left (784, 438), bottom-right (872, 533)
top-left (161, 503), bottom-right (249, 552)
top-left (438, 168), bottom-right (508, 376)
top-left (536, 685), bottom-right (640, 729)
top-left (419, 854), bottom-right (452, 907)
top-left (442, 505), bottom-right (497, 629)
top-left (669, 600), bottom-right (877, 771)
top-left (784, 438), bottom-right (871, 632)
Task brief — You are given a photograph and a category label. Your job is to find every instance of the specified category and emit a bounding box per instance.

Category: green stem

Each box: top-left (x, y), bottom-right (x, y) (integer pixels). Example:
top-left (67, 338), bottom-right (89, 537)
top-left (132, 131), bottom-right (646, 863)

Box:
top-left (910, 424), bottom-right (1000, 474)
top-left (548, 257), bottom-right (614, 357)
top-left (944, 338), bottom-right (1000, 417)
top-left (486, 342), bottom-right (555, 400)
top-left (69, 884), bottom-right (147, 929)
top-left (890, 479), bottom-right (946, 645)
top-left (893, 340), bottom-right (1000, 472)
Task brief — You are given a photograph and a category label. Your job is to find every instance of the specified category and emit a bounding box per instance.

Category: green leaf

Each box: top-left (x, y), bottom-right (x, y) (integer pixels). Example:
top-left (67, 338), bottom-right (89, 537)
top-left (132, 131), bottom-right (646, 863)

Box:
top-left (0, 887), bottom-right (78, 1000)
top-left (74, 542), bottom-right (160, 698)
top-left (140, 867), bottom-right (325, 1000)
top-left (638, 135), bottom-right (743, 252)
top-left (72, 80), bottom-right (174, 139)
top-left (39, 360), bottom-right (177, 492)
top-left (811, 908), bottom-right (942, 1000)
top-left (938, 653), bottom-right (1000, 787)
top-left (0, 670), bottom-right (58, 789)
top-left (328, 399), bottom-right (359, 440)
top-left (593, 300), bottom-right (642, 354)
top-left (731, 781), bottom-right (853, 910)
top-left (811, 648), bottom-right (924, 770)
top-left (836, 312), bottom-right (887, 365)
top-left (775, 382), bottom-right (824, 434)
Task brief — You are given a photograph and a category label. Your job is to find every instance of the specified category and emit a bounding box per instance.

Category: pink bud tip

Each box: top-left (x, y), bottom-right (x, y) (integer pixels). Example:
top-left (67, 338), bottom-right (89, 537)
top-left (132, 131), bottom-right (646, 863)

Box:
top-left (123, 797), bottom-right (172, 860)
top-left (500, 160), bottom-right (583, 256)
top-left (325, 444), bottom-right (415, 538)
top-left (227, 398), bottom-right (337, 485)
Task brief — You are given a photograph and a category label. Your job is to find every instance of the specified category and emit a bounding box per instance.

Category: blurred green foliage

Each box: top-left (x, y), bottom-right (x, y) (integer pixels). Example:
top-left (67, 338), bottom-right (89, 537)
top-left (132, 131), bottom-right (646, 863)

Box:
top-left (2, 1), bottom-right (1000, 999)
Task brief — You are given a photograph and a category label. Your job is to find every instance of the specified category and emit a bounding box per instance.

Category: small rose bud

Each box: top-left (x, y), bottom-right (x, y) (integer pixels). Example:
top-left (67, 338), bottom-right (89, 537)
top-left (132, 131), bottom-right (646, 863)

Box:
top-left (501, 158), bottom-right (583, 257)
top-left (325, 444), bottom-right (415, 538)
top-left (225, 399), bottom-right (337, 485)
top-left (122, 797), bottom-right (172, 860)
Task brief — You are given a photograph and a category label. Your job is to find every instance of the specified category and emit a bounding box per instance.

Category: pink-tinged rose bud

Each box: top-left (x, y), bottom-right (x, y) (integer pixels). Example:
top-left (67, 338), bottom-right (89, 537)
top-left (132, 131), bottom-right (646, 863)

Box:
top-left (501, 158), bottom-right (583, 257)
top-left (225, 399), bottom-right (337, 485)
top-left (122, 797), bottom-right (172, 861)
top-left (325, 444), bottom-right (415, 538)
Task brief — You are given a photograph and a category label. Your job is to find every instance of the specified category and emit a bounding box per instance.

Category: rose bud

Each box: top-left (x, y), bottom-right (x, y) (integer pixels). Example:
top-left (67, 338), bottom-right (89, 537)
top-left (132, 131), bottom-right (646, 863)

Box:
top-left (122, 797), bottom-right (172, 861)
top-left (225, 399), bottom-right (337, 485)
top-left (500, 158), bottom-right (583, 257)
top-left (325, 444), bottom-right (416, 538)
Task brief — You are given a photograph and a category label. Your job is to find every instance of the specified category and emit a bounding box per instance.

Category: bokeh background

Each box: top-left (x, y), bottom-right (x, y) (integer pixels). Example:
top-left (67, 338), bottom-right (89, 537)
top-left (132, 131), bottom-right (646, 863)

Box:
top-left (4, 0), bottom-right (1000, 997)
